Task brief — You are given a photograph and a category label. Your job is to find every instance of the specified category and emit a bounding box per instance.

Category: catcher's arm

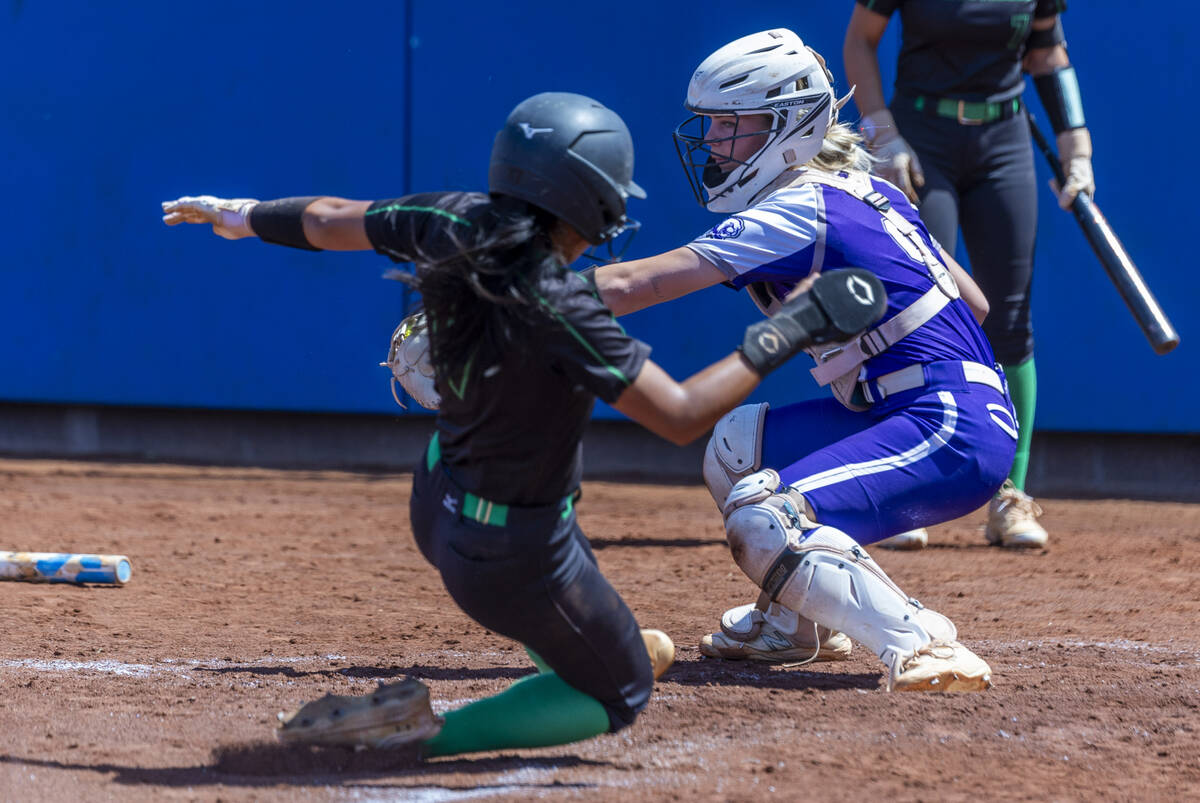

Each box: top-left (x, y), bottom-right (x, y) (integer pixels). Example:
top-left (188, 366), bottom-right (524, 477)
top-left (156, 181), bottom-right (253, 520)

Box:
top-left (591, 247), bottom-right (727, 316)
top-left (615, 269), bottom-right (886, 445)
top-left (161, 195), bottom-right (372, 250)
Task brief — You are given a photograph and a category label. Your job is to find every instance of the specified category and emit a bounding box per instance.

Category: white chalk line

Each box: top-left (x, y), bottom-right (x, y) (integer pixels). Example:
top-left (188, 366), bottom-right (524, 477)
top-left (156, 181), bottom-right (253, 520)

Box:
top-left (1, 638), bottom-right (1195, 683)
top-left (336, 768), bottom-right (576, 803)
top-left (3, 639), bottom-right (1196, 801)
top-left (0, 653), bottom-right (354, 682)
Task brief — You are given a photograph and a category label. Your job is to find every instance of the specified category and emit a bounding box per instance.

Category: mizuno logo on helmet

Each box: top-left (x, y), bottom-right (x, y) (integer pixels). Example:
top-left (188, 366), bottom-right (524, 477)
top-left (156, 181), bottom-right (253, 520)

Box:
top-left (518, 123), bottom-right (554, 139)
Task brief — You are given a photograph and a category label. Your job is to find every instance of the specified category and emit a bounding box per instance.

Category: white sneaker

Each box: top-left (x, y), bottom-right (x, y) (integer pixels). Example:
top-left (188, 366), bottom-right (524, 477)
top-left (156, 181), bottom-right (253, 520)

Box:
top-left (875, 528), bottom-right (929, 550)
top-left (699, 602), bottom-right (852, 663)
top-left (986, 480), bottom-right (1048, 548)
top-left (887, 640), bottom-right (992, 692)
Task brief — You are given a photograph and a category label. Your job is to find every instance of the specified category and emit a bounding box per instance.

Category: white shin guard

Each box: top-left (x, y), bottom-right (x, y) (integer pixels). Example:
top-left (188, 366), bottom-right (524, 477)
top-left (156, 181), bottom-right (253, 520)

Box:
top-left (723, 470), bottom-right (956, 673)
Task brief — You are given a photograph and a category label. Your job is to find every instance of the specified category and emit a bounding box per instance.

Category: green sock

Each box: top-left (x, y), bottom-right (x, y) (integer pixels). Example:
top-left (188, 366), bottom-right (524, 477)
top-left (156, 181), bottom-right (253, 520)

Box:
top-left (421, 672), bottom-right (610, 758)
top-left (1002, 357), bottom-right (1037, 491)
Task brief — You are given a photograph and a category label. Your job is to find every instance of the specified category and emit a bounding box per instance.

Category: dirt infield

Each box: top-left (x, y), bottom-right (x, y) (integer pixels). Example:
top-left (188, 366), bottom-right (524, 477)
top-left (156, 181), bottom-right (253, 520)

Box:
top-left (0, 458), bottom-right (1197, 801)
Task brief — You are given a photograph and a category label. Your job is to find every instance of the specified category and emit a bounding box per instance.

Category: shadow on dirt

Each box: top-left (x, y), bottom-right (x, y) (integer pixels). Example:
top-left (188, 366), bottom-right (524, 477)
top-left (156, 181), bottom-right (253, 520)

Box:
top-left (663, 657), bottom-right (882, 691)
top-left (589, 536), bottom-right (725, 550)
top-left (191, 663), bottom-right (533, 683)
top-left (0, 749), bottom-right (607, 790)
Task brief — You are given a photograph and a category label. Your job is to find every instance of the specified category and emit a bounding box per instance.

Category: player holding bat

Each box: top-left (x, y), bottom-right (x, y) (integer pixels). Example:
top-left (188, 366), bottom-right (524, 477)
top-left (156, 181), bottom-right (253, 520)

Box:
top-left (844, 0), bottom-right (1089, 549)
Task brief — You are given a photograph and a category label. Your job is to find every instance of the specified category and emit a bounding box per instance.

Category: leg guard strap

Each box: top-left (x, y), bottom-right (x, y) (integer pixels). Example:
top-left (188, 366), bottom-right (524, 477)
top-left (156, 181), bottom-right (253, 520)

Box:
top-left (722, 470), bottom-right (957, 674)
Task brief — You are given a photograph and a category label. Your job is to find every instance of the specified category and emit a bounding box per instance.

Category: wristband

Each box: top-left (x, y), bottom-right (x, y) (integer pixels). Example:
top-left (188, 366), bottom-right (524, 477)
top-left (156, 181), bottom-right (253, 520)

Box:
top-left (739, 296), bottom-right (829, 377)
top-left (738, 269), bottom-right (888, 377)
top-left (1034, 66), bottom-right (1086, 133)
top-left (249, 197), bottom-right (323, 251)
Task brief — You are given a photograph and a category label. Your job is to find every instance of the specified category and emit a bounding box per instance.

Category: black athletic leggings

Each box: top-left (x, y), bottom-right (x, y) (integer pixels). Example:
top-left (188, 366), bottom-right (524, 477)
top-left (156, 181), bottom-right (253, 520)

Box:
top-left (892, 98), bottom-right (1038, 365)
top-left (408, 453), bottom-right (653, 732)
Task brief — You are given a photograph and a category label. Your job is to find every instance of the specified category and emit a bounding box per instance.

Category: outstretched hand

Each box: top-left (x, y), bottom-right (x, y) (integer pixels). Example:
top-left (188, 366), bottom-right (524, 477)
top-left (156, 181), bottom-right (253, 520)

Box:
top-left (161, 195), bottom-right (259, 239)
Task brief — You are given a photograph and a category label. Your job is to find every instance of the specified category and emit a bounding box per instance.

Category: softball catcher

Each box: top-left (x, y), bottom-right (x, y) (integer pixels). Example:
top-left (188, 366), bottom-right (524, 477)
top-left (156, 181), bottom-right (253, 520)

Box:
top-left (592, 30), bottom-right (1012, 689)
top-left (163, 92), bottom-right (886, 753)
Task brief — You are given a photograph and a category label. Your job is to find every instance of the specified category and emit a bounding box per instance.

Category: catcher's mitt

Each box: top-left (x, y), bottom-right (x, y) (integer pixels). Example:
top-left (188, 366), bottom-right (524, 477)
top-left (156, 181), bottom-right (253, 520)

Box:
top-left (276, 678), bottom-right (443, 748)
top-left (381, 312), bottom-right (441, 410)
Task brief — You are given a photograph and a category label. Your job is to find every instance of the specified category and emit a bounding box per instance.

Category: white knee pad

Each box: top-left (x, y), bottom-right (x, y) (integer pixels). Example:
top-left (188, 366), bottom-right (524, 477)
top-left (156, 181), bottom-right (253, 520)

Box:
top-left (722, 471), bottom-right (956, 671)
top-left (722, 469), bottom-right (814, 588)
top-left (702, 402), bottom-right (768, 508)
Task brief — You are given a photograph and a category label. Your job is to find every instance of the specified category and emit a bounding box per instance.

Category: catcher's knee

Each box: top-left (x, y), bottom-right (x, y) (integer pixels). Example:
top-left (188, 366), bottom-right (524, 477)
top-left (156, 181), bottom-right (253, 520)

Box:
top-left (721, 469), bottom-right (818, 589)
top-left (702, 402), bottom-right (769, 508)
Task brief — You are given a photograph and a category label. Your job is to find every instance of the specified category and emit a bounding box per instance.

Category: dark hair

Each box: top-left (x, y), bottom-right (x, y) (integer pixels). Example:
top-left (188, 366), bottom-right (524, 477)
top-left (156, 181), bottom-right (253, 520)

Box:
top-left (404, 194), bottom-right (563, 387)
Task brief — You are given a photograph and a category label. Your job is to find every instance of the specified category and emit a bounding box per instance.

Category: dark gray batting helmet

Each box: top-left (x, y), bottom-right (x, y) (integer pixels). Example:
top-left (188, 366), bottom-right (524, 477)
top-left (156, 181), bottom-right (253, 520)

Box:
top-left (488, 92), bottom-right (645, 244)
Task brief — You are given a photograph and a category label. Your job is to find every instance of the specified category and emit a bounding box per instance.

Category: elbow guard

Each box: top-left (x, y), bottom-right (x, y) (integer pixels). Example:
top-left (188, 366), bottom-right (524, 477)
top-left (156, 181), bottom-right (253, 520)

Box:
top-left (1034, 66), bottom-right (1086, 134)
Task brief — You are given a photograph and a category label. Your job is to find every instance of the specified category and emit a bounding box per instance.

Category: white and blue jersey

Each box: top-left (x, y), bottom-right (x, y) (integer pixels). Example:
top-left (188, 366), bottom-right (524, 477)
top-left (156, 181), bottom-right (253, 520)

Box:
top-left (687, 174), bottom-right (995, 380)
top-left (689, 172), bottom-right (1017, 543)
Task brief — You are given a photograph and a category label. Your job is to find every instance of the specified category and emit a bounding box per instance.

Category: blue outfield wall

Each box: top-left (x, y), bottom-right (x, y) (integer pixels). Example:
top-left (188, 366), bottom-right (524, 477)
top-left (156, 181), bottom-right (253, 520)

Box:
top-left (1, 2), bottom-right (1194, 432)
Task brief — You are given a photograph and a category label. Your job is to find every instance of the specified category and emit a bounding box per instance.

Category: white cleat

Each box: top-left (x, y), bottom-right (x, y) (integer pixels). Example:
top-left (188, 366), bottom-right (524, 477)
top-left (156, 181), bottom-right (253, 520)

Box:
top-left (887, 640), bottom-right (993, 692)
top-left (875, 528), bottom-right (929, 550)
top-left (985, 480), bottom-right (1048, 548)
top-left (699, 602), bottom-right (852, 663)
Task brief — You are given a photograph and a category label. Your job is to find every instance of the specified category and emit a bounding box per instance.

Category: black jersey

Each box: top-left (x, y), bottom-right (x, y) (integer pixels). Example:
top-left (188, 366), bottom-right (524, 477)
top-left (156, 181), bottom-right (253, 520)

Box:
top-left (860, 0), bottom-right (1066, 102)
top-left (365, 191), bottom-right (650, 506)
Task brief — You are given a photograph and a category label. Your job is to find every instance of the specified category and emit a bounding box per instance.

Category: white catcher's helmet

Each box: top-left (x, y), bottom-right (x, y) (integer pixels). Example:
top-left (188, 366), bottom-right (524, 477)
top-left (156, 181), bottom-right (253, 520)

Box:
top-left (674, 29), bottom-right (839, 213)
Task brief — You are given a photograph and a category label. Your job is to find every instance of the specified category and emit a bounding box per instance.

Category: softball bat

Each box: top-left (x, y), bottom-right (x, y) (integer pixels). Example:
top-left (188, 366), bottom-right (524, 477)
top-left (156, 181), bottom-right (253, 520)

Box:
top-left (1027, 114), bottom-right (1180, 355)
top-left (0, 551), bottom-right (133, 585)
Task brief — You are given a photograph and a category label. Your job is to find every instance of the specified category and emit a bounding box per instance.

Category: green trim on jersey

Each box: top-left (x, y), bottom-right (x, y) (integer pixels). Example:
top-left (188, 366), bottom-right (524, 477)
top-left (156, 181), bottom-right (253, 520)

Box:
top-left (526, 284), bottom-right (632, 387)
top-left (445, 352), bottom-right (476, 400)
top-left (365, 204), bottom-right (473, 227)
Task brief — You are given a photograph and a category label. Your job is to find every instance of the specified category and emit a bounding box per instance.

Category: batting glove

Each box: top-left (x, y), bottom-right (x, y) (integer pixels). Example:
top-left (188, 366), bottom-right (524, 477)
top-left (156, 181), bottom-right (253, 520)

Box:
top-left (861, 110), bottom-right (924, 204)
top-left (161, 195), bottom-right (259, 240)
top-left (1051, 128), bottom-right (1095, 210)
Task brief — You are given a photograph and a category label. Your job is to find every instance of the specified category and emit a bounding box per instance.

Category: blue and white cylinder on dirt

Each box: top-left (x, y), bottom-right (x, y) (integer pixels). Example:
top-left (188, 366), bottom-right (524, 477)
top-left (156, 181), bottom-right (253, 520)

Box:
top-left (0, 551), bottom-right (133, 585)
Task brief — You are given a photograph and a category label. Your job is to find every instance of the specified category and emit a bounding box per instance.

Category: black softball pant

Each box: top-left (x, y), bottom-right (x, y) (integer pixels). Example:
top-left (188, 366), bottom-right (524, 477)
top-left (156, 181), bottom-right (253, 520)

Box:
top-left (408, 454), bottom-right (653, 732)
top-left (892, 98), bottom-right (1038, 365)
